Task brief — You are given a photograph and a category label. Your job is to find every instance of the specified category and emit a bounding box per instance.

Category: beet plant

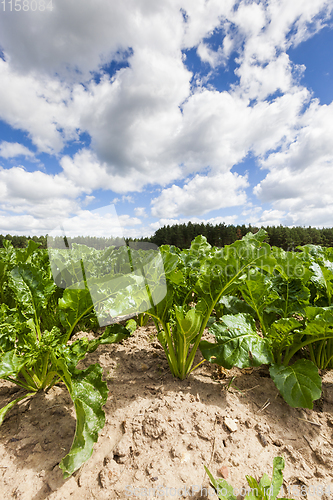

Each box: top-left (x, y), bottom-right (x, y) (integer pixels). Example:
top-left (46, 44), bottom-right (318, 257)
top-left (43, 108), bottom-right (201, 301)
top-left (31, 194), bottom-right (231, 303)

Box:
top-left (146, 229), bottom-right (276, 380)
top-left (200, 246), bottom-right (333, 408)
top-left (0, 241), bottom-right (133, 478)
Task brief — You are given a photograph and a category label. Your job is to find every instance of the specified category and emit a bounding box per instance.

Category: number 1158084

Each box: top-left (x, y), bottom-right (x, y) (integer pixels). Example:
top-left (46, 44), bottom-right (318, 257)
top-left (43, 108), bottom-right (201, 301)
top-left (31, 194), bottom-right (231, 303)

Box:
top-left (1, 0), bottom-right (53, 11)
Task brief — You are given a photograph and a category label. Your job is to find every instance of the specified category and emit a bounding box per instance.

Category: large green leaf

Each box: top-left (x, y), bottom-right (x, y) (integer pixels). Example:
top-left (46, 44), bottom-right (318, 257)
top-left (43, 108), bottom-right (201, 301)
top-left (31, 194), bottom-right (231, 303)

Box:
top-left (58, 287), bottom-right (94, 337)
top-left (174, 306), bottom-right (202, 344)
top-left (310, 262), bottom-right (333, 306)
top-left (272, 247), bottom-right (311, 282)
top-left (0, 350), bottom-right (28, 378)
top-left (10, 264), bottom-right (56, 322)
top-left (0, 304), bottom-right (21, 352)
top-left (269, 359), bottom-right (321, 408)
top-left (200, 313), bottom-right (273, 369)
top-left (51, 355), bottom-right (108, 478)
top-left (216, 295), bottom-right (257, 320)
top-left (16, 240), bottom-right (41, 264)
top-left (267, 317), bottom-right (303, 362)
top-left (193, 233), bottom-right (276, 315)
top-left (268, 276), bottom-right (310, 318)
top-left (239, 273), bottom-right (279, 332)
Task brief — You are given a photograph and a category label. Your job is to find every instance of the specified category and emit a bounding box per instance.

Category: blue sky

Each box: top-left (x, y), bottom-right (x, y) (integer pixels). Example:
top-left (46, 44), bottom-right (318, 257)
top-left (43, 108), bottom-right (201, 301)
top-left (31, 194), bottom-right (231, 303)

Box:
top-left (0, 0), bottom-right (333, 239)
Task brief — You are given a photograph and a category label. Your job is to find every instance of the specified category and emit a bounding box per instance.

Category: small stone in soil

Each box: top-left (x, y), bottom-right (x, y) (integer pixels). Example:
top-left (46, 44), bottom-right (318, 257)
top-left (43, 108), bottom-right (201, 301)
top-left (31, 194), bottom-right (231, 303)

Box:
top-left (218, 465), bottom-right (229, 479)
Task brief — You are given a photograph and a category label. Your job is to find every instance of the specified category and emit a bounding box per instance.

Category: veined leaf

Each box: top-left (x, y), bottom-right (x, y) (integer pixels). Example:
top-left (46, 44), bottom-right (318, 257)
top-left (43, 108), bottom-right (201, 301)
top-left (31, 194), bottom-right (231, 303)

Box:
top-left (200, 313), bottom-right (273, 369)
top-left (268, 276), bottom-right (310, 318)
top-left (51, 355), bottom-right (108, 478)
top-left (239, 273), bottom-right (279, 332)
top-left (267, 317), bottom-right (303, 360)
top-left (272, 247), bottom-right (311, 282)
top-left (0, 350), bottom-right (28, 378)
top-left (58, 287), bottom-right (94, 337)
top-left (174, 306), bottom-right (202, 344)
top-left (217, 295), bottom-right (257, 320)
top-left (10, 264), bottom-right (56, 321)
top-left (16, 240), bottom-right (41, 264)
top-left (269, 359), bottom-right (321, 408)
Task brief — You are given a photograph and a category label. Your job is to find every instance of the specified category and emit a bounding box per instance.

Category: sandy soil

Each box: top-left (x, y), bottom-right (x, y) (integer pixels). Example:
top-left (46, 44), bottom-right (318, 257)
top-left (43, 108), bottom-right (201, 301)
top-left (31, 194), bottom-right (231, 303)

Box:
top-left (1, 320), bottom-right (333, 500)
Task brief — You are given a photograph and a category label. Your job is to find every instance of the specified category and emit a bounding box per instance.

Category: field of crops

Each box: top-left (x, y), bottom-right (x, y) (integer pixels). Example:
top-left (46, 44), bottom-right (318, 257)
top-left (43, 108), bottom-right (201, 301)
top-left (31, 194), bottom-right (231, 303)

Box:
top-left (1, 229), bottom-right (333, 487)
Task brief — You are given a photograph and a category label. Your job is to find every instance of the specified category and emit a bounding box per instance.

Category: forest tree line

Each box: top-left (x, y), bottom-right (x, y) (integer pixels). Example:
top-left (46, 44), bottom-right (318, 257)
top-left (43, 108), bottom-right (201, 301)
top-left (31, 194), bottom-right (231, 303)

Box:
top-left (1, 222), bottom-right (333, 250)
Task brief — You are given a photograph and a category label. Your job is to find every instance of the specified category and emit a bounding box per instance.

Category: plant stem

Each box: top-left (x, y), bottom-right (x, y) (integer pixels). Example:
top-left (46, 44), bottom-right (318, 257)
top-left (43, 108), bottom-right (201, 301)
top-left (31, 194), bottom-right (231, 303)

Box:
top-left (284, 334), bottom-right (333, 365)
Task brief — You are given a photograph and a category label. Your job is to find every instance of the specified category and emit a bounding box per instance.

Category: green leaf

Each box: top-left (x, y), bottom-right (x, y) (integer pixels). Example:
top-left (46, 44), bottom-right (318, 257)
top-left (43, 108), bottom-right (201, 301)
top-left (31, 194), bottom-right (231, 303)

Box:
top-left (193, 236), bottom-right (276, 318)
top-left (174, 306), bottom-right (202, 344)
top-left (259, 473), bottom-right (271, 490)
top-left (245, 475), bottom-right (261, 500)
top-left (58, 287), bottom-right (94, 337)
top-left (87, 323), bottom-right (132, 353)
top-left (217, 295), bottom-right (257, 320)
top-left (267, 318), bottom-right (303, 362)
top-left (204, 466), bottom-right (237, 500)
top-left (16, 240), bottom-right (40, 264)
top-left (239, 273), bottom-right (279, 332)
top-left (200, 314), bottom-right (273, 369)
top-left (270, 457), bottom-right (285, 500)
top-left (268, 276), bottom-right (310, 318)
top-left (269, 359), bottom-right (322, 408)
top-left (125, 318), bottom-right (138, 334)
top-left (51, 355), bottom-right (108, 478)
top-left (0, 393), bottom-right (35, 425)
top-left (10, 264), bottom-right (56, 321)
top-left (0, 350), bottom-right (28, 378)
top-left (272, 247), bottom-right (311, 282)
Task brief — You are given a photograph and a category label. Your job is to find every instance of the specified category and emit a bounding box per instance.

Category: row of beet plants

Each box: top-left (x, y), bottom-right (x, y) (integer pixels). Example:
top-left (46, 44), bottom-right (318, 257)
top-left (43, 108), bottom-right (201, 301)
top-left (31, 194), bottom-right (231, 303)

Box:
top-left (0, 239), bottom-right (135, 478)
top-left (147, 230), bottom-right (333, 409)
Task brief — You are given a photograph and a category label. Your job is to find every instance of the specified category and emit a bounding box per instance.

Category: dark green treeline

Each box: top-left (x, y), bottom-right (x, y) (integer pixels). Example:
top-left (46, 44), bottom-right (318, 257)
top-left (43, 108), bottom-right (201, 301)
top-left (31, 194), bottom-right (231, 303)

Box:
top-left (2, 222), bottom-right (333, 250)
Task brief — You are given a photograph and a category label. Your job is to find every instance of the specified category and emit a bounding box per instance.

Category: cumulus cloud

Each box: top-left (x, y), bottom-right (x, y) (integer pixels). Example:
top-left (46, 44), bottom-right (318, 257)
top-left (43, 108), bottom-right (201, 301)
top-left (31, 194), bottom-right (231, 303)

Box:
top-left (0, 59), bottom-right (79, 153)
top-left (0, 166), bottom-right (83, 220)
top-left (254, 161), bottom-right (333, 227)
top-left (134, 207), bottom-right (148, 217)
top-left (0, 141), bottom-right (35, 159)
top-left (151, 172), bottom-right (248, 218)
top-left (60, 149), bottom-right (173, 193)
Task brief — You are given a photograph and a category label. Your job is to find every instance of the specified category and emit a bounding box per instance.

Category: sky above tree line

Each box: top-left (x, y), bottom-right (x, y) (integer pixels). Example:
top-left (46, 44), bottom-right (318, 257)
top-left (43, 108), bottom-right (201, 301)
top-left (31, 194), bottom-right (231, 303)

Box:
top-left (0, 0), bottom-right (333, 239)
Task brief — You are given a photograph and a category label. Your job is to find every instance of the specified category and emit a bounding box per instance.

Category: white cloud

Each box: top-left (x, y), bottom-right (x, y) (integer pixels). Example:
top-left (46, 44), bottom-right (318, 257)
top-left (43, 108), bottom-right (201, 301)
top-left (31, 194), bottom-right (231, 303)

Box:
top-left (196, 42), bottom-right (226, 69)
top-left (60, 149), bottom-right (163, 193)
top-left (0, 141), bottom-right (35, 159)
top-left (119, 214), bottom-right (142, 226)
top-left (0, 166), bottom-right (83, 219)
top-left (252, 99), bottom-right (333, 226)
top-left (122, 195), bottom-right (134, 203)
top-left (0, 59), bottom-right (79, 153)
top-left (151, 172), bottom-right (248, 218)
top-left (254, 161), bottom-right (333, 227)
top-left (248, 209), bottom-right (286, 227)
top-left (134, 207), bottom-right (148, 217)
top-left (47, 207), bottom-right (142, 239)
